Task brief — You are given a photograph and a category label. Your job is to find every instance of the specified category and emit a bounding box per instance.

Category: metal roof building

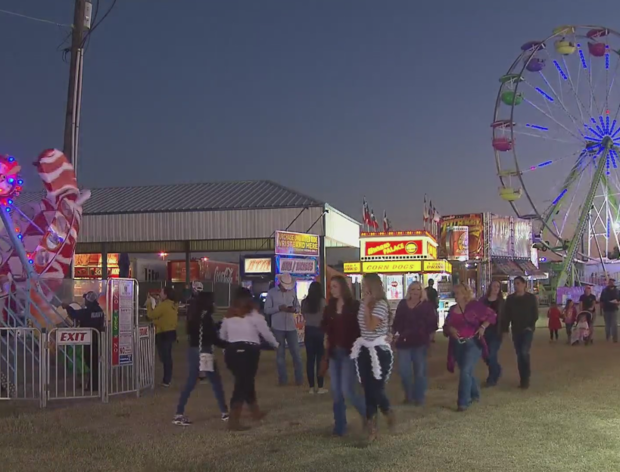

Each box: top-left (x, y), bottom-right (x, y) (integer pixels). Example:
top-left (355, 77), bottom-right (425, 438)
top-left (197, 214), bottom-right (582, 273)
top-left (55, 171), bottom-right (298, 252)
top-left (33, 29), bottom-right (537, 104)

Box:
top-left (19, 180), bottom-right (361, 254)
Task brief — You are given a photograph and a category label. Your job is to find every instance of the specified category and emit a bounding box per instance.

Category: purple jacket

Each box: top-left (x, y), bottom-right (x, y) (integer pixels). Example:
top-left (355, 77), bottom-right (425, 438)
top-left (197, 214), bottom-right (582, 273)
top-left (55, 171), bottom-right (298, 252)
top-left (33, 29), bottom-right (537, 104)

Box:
top-left (444, 300), bottom-right (497, 373)
top-left (392, 299), bottom-right (438, 349)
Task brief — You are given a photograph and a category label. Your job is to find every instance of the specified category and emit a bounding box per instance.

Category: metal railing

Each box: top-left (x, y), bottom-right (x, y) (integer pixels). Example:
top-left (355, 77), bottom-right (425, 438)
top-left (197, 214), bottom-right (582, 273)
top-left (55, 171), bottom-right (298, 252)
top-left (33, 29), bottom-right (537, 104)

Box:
top-left (0, 327), bottom-right (43, 407)
top-left (46, 327), bottom-right (103, 403)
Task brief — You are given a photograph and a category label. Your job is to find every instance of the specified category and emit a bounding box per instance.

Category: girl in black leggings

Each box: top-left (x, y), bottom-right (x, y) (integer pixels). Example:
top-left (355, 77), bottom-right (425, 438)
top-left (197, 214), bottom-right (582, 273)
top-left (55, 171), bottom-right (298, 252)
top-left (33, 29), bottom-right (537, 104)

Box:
top-left (220, 288), bottom-right (279, 431)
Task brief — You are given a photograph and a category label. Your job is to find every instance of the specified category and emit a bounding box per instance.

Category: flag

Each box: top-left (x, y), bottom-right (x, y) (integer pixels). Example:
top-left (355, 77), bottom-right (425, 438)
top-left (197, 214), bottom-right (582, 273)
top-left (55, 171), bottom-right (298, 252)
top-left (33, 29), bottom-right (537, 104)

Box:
top-left (370, 209), bottom-right (379, 230)
top-left (383, 211), bottom-right (388, 232)
top-left (423, 194), bottom-right (429, 228)
top-left (362, 197), bottom-right (371, 227)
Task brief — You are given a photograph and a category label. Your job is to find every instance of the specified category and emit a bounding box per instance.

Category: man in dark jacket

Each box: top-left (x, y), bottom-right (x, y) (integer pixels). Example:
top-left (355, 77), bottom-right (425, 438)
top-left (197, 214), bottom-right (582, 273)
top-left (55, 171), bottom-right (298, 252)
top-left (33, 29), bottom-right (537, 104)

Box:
top-left (600, 279), bottom-right (620, 343)
top-left (502, 276), bottom-right (538, 390)
top-left (63, 291), bottom-right (105, 391)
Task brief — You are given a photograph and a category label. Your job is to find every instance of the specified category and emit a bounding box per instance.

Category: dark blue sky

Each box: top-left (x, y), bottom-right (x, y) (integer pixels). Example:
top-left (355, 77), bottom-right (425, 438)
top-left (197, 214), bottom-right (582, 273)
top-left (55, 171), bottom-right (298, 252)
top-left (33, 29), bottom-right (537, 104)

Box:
top-left (0, 1), bottom-right (616, 229)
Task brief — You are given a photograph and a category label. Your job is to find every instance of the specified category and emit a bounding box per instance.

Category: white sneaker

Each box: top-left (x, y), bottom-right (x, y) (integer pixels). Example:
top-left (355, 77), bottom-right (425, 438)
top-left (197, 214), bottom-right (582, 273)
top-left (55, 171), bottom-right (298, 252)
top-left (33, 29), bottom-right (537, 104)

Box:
top-left (317, 388), bottom-right (328, 395)
top-left (308, 388), bottom-right (316, 394)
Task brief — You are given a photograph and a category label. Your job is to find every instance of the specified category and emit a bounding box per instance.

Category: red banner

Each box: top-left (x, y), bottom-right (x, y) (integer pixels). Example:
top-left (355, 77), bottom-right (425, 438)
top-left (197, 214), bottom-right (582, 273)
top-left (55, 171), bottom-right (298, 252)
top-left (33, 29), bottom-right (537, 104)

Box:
top-left (364, 239), bottom-right (423, 257)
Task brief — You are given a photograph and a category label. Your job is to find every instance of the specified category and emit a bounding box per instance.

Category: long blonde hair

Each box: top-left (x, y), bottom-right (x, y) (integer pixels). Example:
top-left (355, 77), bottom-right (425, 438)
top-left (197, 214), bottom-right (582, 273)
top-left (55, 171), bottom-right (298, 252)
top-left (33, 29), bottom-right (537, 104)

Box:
top-left (406, 281), bottom-right (428, 302)
top-left (362, 273), bottom-right (394, 333)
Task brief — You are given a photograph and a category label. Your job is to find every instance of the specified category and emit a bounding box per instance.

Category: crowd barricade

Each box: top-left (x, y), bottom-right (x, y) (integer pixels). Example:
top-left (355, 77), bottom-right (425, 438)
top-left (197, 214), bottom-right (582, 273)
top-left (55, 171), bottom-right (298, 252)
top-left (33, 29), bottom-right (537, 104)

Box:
top-left (46, 327), bottom-right (104, 403)
top-left (0, 327), bottom-right (44, 407)
top-left (0, 278), bottom-right (156, 408)
top-left (137, 324), bottom-right (156, 392)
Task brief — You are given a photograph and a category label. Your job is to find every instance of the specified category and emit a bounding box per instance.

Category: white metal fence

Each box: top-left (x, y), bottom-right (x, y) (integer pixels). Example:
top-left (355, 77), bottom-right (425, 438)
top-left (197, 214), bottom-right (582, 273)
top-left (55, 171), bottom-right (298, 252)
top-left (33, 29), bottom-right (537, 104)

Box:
top-left (0, 277), bottom-right (156, 408)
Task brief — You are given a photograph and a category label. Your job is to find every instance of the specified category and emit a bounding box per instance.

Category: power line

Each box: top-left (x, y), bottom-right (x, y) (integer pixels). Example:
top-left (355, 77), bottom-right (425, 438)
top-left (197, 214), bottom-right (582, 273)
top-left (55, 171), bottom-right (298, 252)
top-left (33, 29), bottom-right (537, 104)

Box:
top-left (0, 8), bottom-right (70, 28)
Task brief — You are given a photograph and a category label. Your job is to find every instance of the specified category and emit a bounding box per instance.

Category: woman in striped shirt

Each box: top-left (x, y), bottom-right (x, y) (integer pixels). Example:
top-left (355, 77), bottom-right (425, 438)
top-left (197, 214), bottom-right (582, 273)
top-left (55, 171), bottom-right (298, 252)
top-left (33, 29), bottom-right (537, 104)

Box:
top-left (351, 273), bottom-right (395, 441)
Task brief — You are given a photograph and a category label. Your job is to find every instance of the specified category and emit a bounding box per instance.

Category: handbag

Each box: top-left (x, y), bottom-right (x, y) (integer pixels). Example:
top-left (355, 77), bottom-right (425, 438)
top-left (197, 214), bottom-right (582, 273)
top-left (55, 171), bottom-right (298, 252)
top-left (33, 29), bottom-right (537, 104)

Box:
top-left (198, 310), bottom-right (215, 373)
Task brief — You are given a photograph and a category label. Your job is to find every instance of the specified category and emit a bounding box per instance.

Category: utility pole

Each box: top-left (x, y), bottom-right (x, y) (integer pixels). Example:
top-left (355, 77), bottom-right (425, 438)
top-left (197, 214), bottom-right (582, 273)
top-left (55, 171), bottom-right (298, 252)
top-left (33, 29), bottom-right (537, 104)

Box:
top-left (63, 0), bottom-right (92, 177)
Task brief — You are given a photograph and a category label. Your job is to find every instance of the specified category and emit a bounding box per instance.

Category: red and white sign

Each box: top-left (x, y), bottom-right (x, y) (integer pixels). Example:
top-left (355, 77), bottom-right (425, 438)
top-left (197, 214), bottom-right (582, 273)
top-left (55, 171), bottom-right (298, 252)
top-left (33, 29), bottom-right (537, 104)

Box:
top-left (279, 258), bottom-right (317, 275)
top-left (364, 239), bottom-right (423, 257)
top-left (244, 257), bottom-right (272, 274)
top-left (57, 329), bottom-right (92, 345)
top-left (168, 260), bottom-right (239, 284)
top-left (139, 326), bottom-right (149, 337)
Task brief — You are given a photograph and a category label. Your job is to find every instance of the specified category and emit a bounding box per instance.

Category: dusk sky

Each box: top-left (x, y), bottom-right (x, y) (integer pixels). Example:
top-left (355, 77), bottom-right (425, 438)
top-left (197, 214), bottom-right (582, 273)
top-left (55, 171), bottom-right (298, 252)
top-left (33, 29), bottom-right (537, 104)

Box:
top-left (0, 1), bottom-right (617, 229)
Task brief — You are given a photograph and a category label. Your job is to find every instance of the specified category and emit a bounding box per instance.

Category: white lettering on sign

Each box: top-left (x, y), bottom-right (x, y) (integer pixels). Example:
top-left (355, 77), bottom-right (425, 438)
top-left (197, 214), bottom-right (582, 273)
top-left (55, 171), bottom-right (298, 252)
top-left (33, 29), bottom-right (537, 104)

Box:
top-left (244, 258), bottom-right (272, 274)
top-left (279, 258), bottom-right (316, 274)
top-left (57, 329), bottom-right (92, 345)
top-left (213, 266), bottom-right (234, 284)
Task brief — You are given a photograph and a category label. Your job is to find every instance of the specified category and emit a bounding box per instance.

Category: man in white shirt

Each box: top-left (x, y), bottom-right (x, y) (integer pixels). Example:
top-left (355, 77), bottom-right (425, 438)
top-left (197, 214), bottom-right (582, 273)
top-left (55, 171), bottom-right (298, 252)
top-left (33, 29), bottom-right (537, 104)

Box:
top-left (264, 273), bottom-right (303, 386)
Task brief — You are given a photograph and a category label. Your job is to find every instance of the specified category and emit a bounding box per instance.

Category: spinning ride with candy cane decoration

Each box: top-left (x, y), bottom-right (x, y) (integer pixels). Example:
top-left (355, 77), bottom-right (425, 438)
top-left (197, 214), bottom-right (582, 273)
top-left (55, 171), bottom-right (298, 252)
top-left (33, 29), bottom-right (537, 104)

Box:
top-left (493, 25), bottom-right (620, 288)
top-left (0, 149), bottom-right (90, 329)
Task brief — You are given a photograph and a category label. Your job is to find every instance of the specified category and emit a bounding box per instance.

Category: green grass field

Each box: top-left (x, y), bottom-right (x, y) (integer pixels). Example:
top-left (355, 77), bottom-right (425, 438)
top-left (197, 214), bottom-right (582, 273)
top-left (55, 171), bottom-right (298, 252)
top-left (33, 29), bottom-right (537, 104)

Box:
top-left (2, 325), bottom-right (620, 472)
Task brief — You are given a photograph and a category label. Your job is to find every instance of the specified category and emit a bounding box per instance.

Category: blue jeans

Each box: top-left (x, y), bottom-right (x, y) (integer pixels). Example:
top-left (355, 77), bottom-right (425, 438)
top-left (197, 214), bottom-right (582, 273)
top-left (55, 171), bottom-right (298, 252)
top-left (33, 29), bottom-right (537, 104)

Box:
top-left (604, 311), bottom-right (618, 342)
top-left (484, 331), bottom-right (502, 386)
top-left (304, 326), bottom-right (325, 388)
top-left (156, 330), bottom-right (176, 385)
top-left (273, 329), bottom-right (303, 385)
top-left (453, 338), bottom-right (482, 409)
top-left (329, 347), bottom-right (365, 436)
top-left (512, 330), bottom-right (534, 385)
top-left (176, 347), bottom-right (228, 415)
top-left (397, 346), bottom-right (428, 404)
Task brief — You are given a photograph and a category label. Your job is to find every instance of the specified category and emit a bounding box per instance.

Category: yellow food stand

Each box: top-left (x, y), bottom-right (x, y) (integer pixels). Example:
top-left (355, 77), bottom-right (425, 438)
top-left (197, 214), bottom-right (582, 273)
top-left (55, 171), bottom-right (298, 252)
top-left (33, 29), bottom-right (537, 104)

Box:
top-left (343, 230), bottom-right (454, 327)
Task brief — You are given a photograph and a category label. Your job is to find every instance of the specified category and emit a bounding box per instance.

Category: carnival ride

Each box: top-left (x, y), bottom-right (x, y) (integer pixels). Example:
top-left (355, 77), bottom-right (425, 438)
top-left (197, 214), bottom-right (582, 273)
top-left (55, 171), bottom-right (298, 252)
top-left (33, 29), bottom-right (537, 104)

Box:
top-left (0, 149), bottom-right (90, 394)
top-left (493, 25), bottom-right (620, 289)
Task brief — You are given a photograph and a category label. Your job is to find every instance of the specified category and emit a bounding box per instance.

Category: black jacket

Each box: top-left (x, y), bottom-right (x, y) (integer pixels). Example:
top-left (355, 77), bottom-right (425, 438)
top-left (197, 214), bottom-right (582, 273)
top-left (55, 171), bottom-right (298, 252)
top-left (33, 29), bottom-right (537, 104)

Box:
top-left (502, 292), bottom-right (538, 334)
top-left (66, 302), bottom-right (105, 331)
top-left (186, 310), bottom-right (227, 349)
top-left (600, 287), bottom-right (619, 312)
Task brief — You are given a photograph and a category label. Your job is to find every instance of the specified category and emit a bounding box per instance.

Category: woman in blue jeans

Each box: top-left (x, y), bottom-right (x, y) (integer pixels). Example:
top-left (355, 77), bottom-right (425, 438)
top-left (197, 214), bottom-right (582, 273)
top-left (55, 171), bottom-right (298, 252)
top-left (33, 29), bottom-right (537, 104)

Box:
top-left (320, 276), bottom-right (365, 436)
top-left (301, 282), bottom-right (327, 394)
top-left (173, 291), bottom-right (229, 426)
top-left (444, 283), bottom-right (496, 412)
top-left (480, 280), bottom-right (505, 387)
top-left (392, 281), bottom-right (438, 405)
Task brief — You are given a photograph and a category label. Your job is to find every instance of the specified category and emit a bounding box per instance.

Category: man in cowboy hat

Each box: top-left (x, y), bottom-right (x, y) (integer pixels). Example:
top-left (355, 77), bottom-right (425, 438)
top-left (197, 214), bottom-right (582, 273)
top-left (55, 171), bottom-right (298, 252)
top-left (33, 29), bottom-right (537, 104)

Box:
top-left (264, 273), bottom-right (303, 386)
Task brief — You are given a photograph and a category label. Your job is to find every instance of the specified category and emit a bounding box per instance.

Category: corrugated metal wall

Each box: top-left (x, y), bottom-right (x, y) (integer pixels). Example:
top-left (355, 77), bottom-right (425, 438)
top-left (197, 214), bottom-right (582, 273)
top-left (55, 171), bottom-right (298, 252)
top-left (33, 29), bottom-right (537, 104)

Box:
top-left (80, 207), bottom-right (325, 243)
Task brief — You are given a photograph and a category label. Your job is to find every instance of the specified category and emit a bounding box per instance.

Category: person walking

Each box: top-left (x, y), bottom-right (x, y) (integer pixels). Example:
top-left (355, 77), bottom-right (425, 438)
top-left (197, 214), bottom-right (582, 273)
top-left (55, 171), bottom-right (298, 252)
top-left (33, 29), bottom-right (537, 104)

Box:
top-left (320, 276), bottom-right (365, 437)
top-left (263, 273), bottom-right (303, 386)
top-left (426, 279), bottom-right (439, 343)
top-left (480, 280), bottom-right (505, 387)
top-left (351, 273), bottom-right (395, 442)
top-left (600, 279), bottom-right (620, 343)
top-left (579, 285), bottom-right (598, 341)
top-left (562, 299), bottom-right (577, 343)
top-left (502, 276), bottom-right (538, 390)
top-left (547, 302), bottom-right (562, 342)
top-left (220, 287), bottom-right (279, 431)
top-left (392, 281), bottom-right (438, 406)
top-left (443, 283), bottom-right (496, 412)
top-left (147, 286), bottom-right (179, 387)
top-left (301, 281), bottom-right (327, 394)
top-left (173, 291), bottom-right (229, 426)
top-left (63, 291), bottom-right (105, 392)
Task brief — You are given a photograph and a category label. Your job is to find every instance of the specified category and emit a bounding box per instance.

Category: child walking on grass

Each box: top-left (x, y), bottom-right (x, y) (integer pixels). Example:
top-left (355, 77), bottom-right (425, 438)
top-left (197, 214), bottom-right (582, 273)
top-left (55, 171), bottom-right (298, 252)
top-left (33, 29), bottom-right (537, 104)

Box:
top-left (561, 299), bottom-right (577, 344)
top-left (547, 302), bottom-right (562, 342)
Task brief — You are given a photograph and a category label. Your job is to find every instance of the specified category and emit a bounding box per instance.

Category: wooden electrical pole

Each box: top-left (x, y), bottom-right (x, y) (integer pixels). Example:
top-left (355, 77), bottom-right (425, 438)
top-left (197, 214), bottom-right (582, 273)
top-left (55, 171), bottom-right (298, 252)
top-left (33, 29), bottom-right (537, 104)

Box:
top-left (62, 0), bottom-right (91, 177)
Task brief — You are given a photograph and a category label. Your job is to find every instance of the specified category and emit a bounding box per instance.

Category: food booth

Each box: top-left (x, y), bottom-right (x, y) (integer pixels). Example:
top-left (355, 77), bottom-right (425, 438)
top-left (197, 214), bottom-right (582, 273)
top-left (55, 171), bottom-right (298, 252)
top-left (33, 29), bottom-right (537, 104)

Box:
top-left (343, 230), bottom-right (454, 327)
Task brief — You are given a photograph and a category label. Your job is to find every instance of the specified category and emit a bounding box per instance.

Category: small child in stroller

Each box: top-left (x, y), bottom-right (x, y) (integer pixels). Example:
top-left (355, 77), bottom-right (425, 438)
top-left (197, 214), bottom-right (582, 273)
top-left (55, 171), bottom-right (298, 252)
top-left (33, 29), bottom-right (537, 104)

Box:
top-left (571, 311), bottom-right (592, 345)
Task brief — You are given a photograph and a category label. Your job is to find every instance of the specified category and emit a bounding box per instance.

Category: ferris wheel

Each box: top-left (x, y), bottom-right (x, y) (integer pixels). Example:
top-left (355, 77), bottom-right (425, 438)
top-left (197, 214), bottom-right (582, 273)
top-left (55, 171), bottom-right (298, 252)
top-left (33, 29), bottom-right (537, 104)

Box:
top-left (493, 25), bottom-right (620, 287)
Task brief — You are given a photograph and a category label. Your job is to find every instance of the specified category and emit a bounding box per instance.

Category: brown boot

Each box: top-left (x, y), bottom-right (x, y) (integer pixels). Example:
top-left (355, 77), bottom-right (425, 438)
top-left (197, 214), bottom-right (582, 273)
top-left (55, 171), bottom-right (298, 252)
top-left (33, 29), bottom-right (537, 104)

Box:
top-left (366, 417), bottom-right (378, 442)
top-left (248, 402), bottom-right (268, 421)
top-left (228, 404), bottom-right (250, 432)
